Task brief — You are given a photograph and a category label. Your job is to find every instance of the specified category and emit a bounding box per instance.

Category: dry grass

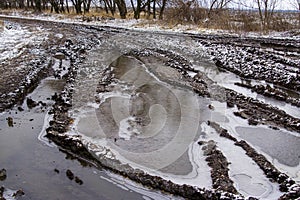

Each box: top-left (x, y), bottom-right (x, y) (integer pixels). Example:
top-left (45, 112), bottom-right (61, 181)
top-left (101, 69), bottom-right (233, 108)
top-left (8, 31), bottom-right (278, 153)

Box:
top-left (1, 6), bottom-right (299, 33)
top-left (163, 7), bottom-right (299, 33)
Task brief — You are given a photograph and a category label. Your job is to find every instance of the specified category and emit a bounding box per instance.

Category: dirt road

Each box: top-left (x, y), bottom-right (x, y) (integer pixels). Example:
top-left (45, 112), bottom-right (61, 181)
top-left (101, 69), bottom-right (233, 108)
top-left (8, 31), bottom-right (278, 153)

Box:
top-left (0, 16), bottom-right (299, 200)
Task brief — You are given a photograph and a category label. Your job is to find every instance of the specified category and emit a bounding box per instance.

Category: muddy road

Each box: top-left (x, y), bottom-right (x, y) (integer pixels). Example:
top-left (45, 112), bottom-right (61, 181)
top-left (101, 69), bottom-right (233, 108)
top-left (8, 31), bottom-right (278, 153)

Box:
top-left (0, 16), bottom-right (300, 199)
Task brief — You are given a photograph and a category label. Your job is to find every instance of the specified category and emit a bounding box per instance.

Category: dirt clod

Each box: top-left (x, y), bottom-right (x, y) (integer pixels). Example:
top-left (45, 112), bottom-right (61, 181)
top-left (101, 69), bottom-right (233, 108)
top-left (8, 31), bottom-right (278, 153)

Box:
top-left (66, 169), bottom-right (74, 180)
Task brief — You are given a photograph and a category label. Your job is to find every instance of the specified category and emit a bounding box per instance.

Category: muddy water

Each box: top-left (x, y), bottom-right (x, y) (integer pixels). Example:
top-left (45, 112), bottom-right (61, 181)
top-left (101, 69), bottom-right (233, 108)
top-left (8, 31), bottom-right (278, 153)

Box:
top-left (77, 55), bottom-right (205, 174)
top-left (96, 55), bottom-right (201, 171)
top-left (0, 77), bottom-right (168, 200)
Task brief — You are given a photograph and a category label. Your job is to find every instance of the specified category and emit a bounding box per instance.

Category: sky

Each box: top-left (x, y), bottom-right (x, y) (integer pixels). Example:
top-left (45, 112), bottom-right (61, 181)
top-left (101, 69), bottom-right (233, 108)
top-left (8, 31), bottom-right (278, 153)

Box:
top-left (230, 0), bottom-right (298, 10)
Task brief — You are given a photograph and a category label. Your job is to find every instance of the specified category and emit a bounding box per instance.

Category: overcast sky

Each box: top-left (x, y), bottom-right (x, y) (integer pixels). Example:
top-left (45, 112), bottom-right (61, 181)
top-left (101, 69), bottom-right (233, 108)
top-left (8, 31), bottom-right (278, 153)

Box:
top-left (230, 0), bottom-right (298, 10)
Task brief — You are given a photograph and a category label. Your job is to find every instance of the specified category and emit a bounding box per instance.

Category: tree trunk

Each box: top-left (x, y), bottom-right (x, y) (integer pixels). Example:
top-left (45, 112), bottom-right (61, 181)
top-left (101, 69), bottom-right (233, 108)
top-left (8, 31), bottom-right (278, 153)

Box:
top-left (60, 0), bottom-right (65, 12)
top-left (159, 0), bottom-right (166, 20)
top-left (256, 0), bottom-right (265, 31)
top-left (130, 0), bottom-right (136, 16)
top-left (35, 0), bottom-right (42, 12)
top-left (147, 0), bottom-right (151, 19)
top-left (65, 0), bottom-right (69, 13)
top-left (84, 0), bottom-right (91, 13)
top-left (114, 0), bottom-right (127, 19)
top-left (131, 0), bottom-right (141, 19)
top-left (19, 0), bottom-right (25, 9)
top-left (153, 0), bottom-right (156, 19)
top-left (104, 1), bottom-right (109, 14)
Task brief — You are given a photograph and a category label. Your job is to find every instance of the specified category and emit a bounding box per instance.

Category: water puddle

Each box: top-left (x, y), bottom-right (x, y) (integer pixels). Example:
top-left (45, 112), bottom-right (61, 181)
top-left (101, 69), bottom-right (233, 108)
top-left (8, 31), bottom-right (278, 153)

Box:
top-left (74, 55), bottom-right (212, 188)
top-left (236, 127), bottom-right (300, 167)
top-left (0, 76), bottom-right (171, 199)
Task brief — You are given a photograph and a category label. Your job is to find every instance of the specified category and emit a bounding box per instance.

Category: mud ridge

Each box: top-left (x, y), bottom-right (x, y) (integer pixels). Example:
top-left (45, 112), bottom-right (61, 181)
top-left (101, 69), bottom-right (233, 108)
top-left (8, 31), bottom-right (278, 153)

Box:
top-left (234, 82), bottom-right (300, 108)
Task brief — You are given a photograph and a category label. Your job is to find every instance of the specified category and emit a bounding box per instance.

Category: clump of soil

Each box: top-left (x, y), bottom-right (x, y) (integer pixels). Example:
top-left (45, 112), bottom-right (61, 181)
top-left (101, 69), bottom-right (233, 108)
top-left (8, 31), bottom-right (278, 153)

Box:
top-left (0, 169), bottom-right (6, 181)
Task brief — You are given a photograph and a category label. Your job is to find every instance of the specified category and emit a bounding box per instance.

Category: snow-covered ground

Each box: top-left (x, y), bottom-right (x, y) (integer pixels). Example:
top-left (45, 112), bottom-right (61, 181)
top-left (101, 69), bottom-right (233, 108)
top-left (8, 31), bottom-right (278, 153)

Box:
top-left (1, 11), bottom-right (300, 41)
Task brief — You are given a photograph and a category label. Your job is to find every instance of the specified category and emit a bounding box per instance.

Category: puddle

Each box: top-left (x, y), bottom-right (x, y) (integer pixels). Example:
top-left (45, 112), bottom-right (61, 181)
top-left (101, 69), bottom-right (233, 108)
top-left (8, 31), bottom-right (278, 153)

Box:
top-left (236, 127), bottom-right (300, 167)
top-left (74, 55), bottom-right (212, 188)
top-left (0, 76), bottom-right (170, 200)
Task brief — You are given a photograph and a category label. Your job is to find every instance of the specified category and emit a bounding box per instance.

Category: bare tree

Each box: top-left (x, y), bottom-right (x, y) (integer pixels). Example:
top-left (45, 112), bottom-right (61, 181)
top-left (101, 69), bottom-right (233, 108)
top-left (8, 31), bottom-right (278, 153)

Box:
top-left (83, 0), bottom-right (92, 13)
top-left (207, 0), bottom-right (232, 18)
top-left (103, 0), bottom-right (116, 16)
top-left (131, 0), bottom-right (153, 19)
top-left (159, 0), bottom-right (167, 19)
top-left (290, 0), bottom-right (300, 27)
top-left (131, 0), bottom-right (141, 19)
top-left (71, 0), bottom-right (83, 14)
top-left (255, 0), bottom-right (278, 31)
top-left (290, 0), bottom-right (300, 9)
top-left (114, 0), bottom-right (127, 18)
top-left (35, 0), bottom-right (42, 12)
top-left (50, 0), bottom-right (61, 13)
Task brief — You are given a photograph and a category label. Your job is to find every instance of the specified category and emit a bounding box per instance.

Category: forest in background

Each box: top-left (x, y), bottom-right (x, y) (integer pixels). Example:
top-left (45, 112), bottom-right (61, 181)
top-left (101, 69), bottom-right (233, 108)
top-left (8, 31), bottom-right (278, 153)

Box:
top-left (0, 0), bottom-right (300, 32)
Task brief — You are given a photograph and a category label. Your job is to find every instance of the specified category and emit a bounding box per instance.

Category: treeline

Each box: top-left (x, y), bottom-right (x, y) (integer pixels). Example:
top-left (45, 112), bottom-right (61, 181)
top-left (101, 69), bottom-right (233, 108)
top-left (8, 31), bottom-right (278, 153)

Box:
top-left (0, 0), bottom-right (299, 32)
top-left (0, 0), bottom-right (168, 19)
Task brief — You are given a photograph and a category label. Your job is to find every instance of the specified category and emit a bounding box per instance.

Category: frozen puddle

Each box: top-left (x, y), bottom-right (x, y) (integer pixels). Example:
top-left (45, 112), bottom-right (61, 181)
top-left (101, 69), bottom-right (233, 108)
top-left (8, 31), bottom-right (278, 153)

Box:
top-left (71, 55), bottom-right (213, 188)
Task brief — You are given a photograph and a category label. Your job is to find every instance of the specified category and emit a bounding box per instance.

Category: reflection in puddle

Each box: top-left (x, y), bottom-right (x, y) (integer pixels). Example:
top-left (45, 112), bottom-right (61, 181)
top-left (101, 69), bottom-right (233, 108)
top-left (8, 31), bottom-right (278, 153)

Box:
top-left (96, 55), bottom-right (200, 172)
top-left (75, 55), bottom-right (213, 188)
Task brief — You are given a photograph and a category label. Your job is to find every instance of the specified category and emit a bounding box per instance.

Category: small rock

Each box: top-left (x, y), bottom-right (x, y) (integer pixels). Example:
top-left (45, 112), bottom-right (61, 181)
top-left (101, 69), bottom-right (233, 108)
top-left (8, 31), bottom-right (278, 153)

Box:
top-left (54, 168), bottom-right (60, 174)
top-left (13, 189), bottom-right (25, 198)
top-left (226, 101), bottom-right (235, 108)
top-left (66, 169), bottom-right (74, 180)
top-left (208, 104), bottom-right (214, 110)
top-left (75, 176), bottom-right (83, 185)
top-left (0, 186), bottom-right (4, 196)
top-left (6, 117), bottom-right (13, 127)
top-left (269, 126), bottom-right (279, 130)
top-left (38, 101), bottom-right (47, 107)
top-left (51, 93), bottom-right (58, 101)
top-left (0, 169), bottom-right (7, 181)
top-left (17, 107), bottom-right (24, 111)
top-left (53, 52), bottom-right (65, 60)
top-left (248, 118), bottom-right (259, 126)
top-left (26, 98), bottom-right (37, 109)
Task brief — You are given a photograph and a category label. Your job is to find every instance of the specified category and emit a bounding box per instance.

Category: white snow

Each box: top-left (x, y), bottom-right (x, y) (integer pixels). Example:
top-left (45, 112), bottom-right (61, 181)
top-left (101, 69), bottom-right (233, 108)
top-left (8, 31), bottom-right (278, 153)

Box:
top-left (118, 116), bottom-right (141, 140)
top-left (0, 21), bottom-right (48, 64)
